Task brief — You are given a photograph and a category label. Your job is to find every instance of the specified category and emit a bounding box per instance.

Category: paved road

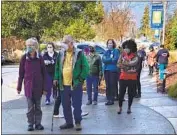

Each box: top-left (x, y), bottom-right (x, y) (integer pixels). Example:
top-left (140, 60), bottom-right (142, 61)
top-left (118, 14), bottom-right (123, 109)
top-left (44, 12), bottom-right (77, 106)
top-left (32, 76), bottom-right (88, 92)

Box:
top-left (2, 65), bottom-right (177, 134)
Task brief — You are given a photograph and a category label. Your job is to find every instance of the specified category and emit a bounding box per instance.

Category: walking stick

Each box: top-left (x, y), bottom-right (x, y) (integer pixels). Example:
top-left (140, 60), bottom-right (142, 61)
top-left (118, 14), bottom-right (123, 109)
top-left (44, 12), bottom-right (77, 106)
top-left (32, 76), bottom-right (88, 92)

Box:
top-left (51, 85), bottom-right (58, 132)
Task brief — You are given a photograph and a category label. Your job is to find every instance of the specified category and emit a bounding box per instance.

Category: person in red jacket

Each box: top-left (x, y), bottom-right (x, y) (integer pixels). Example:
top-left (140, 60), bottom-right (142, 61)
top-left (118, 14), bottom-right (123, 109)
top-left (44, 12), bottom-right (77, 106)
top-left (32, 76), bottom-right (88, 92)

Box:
top-left (117, 39), bottom-right (138, 114)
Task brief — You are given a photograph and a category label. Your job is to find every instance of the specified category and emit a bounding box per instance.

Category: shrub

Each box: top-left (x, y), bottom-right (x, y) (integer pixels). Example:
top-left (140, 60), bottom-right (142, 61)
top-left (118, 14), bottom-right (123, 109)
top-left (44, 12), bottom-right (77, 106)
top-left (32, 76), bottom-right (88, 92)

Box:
top-left (169, 51), bottom-right (177, 63)
top-left (168, 81), bottom-right (177, 98)
top-left (40, 44), bottom-right (47, 52)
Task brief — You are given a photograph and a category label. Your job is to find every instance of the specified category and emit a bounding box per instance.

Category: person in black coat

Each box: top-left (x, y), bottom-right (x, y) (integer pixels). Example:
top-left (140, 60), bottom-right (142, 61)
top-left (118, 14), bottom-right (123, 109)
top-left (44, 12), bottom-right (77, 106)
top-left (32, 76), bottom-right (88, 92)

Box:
top-left (43, 42), bottom-right (59, 105)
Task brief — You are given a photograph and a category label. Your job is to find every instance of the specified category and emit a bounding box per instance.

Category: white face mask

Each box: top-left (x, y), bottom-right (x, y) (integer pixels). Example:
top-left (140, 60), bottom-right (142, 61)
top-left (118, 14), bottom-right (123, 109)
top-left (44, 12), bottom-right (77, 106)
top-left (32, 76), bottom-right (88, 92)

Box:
top-left (47, 48), bottom-right (54, 53)
top-left (62, 43), bottom-right (69, 51)
top-left (124, 48), bottom-right (130, 54)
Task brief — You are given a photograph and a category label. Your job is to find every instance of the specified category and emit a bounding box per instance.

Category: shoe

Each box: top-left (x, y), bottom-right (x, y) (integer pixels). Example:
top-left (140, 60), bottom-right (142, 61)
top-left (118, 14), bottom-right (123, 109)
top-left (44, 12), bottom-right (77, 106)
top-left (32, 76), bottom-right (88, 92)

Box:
top-left (127, 108), bottom-right (132, 114)
top-left (114, 97), bottom-right (119, 101)
top-left (60, 123), bottom-right (74, 130)
top-left (28, 125), bottom-right (34, 131)
top-left (53, 114), bottom-right (59, 118)
top-left (75, 123), bottom-right (82, 131)
top-left (35, 124), bottom-right (44, 130)
top-left (45, 100), bottom-right (50, 105)
top-left (86, 101), bottom-right (92, 105)
top-left (117, 107), bottom-right (122, 114)
top-left (105, 101), bottom-right (114, 105)
top-left (93, 101), bottom-right (97, 105)
top-left (135, 94), bottom-right (141, 98)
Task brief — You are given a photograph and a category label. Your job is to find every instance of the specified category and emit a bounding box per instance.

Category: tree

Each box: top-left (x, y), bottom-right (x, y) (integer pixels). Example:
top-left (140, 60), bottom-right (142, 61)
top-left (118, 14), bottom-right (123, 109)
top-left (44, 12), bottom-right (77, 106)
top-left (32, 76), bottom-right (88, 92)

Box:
top-left (2, 1), bottom-right (104, 41)
top-left (139, 5), bottom-right (154, 40)
top-left (165, 10), bottom-right (177, 50)
top-left (94, 2), bottom-right (135, 42)
top-left (65, 19), bottom-right (96, 40)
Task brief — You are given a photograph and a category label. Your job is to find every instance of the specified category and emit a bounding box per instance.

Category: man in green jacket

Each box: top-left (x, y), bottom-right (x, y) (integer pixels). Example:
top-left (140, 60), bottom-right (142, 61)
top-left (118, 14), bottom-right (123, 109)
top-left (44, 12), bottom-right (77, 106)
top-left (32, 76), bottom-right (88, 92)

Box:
top-left (53, 35), bottom-right (89, 131)
top-left (86, 43), bottom-right (102, 105)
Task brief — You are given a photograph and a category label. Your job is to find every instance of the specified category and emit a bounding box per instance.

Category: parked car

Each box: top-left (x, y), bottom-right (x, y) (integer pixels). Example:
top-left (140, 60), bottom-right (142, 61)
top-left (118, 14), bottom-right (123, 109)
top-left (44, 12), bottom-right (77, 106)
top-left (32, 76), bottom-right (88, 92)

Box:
top-left (75, 42), bottom-right (107, 57)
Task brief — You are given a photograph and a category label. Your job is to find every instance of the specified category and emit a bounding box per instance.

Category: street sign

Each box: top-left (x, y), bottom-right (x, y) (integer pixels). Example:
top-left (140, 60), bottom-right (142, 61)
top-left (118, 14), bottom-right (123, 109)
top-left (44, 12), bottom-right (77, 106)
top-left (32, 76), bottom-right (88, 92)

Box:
top-left (151, 4), bottom-right (163, 29)
top-left (154, 29), bottom-right (160, 38)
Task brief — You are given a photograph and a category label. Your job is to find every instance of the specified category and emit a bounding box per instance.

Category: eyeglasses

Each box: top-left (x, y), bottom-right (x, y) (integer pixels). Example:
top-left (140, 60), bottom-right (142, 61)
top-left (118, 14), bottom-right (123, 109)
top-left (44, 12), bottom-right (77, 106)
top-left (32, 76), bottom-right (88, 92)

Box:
top-left (47, 47), bottom-right (53, 48)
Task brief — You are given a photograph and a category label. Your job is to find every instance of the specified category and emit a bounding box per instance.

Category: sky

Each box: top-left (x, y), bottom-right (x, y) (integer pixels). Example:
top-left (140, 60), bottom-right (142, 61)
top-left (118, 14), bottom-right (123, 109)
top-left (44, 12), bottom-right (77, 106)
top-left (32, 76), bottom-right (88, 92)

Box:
top-left (103, 1), bottom-right (176, 28)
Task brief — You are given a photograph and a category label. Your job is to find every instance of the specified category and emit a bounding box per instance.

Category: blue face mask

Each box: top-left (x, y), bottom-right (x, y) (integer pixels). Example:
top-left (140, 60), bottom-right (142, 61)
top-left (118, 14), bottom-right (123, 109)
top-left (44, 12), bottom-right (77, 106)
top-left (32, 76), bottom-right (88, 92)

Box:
top-left (108, 44), bottom-right (113, 50)
top-left (27, 47), bottom-right (33, 53)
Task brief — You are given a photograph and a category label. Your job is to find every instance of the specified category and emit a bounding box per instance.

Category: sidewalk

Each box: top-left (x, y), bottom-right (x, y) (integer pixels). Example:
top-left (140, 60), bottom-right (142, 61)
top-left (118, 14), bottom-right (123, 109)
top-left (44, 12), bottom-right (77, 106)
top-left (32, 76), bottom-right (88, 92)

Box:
top-left (138, 68), bottom-right (177, 134)
top-left (2, 66), bottom-right (177, 134)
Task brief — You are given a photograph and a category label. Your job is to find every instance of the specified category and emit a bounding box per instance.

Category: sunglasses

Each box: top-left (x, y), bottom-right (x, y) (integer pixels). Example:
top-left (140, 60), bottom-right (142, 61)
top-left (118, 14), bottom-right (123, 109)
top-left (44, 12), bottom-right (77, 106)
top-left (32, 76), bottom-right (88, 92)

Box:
top-left (47, 47), bottom-right (53, 48)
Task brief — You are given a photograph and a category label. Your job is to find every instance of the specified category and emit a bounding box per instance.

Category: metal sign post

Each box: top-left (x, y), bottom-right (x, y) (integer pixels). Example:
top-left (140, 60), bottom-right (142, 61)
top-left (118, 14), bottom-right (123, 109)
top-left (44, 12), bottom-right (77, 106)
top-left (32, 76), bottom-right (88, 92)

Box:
top-left (162, 1), bottom-right (167, 45)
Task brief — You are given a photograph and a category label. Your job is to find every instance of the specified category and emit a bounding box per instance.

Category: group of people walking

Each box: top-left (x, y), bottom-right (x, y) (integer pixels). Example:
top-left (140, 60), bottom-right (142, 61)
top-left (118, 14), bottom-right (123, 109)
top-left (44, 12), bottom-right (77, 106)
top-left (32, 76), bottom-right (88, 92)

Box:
top-left (17, 35), bottom-right (169, 132)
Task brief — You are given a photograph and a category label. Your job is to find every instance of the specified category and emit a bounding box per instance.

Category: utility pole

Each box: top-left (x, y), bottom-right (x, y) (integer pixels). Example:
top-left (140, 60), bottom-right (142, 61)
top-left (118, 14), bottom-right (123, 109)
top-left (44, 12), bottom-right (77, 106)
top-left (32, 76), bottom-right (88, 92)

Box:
top-left (162, 0), bottom-right (167, 45)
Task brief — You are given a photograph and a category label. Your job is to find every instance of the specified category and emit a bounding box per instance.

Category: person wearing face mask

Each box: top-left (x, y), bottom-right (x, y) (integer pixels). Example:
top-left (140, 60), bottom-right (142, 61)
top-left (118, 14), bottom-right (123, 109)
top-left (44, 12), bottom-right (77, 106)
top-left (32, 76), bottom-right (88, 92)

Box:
top-left (147, 46), bottom-right (156, 76)
top-left (117, 39), bottom-right (138, 114)
top-left (17, 38), bottom-right (47, 131)
top-left (86, 43), bottom-right (102, 105)
top-left (102, 39), bottom-right (120, 105)
top-left (43, 42), bottom-right (58, 105)
top-left (53, 35), bottom-right (89, 131)
top-left (156, 45), bottom-right (170, 92)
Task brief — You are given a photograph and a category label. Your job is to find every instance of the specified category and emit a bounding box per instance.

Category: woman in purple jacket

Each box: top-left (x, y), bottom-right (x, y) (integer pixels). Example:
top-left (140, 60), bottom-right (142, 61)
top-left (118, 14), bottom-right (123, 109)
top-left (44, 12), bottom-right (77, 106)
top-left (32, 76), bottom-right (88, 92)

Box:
top-left (17, 38), bottom-right (46, 131)
top-left (43, 42), bottom-right (58, 105)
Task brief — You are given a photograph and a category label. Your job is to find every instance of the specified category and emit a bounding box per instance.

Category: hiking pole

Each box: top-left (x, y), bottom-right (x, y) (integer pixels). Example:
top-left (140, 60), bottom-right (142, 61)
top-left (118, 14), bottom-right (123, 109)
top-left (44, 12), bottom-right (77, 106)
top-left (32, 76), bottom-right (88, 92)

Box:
top-left (51, 84), bottom-right (58, 132)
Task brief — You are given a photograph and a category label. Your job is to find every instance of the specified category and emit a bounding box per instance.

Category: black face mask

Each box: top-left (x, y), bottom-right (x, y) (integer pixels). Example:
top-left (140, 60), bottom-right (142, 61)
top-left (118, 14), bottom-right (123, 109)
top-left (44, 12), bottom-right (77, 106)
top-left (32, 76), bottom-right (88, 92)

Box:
top-left (90, 48), bottom-right (95, 52)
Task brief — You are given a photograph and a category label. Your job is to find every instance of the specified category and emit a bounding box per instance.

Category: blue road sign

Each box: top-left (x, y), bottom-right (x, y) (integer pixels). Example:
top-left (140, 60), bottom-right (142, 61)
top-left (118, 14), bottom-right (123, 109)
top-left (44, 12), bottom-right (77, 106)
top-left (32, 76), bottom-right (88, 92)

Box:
top-left (151, 4), bottom-right (163, 29)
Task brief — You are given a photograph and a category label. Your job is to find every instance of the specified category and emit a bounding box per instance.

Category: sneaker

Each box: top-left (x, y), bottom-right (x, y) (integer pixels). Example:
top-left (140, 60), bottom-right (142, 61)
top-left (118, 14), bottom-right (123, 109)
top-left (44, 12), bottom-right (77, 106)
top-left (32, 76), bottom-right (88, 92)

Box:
top-left (117, 107), bottom-right (122, 114)
top-left (75, 123), bottom-right (82, 131)
top-left (60, 123), bottom-right (74, 130)
top-left (86, 101), bottom-right (92, 105)
top-left (53, 114), bottom-right (59, 118)
top-left (93, 101), bottom-right (97, 105)
top-left (105, 101), bottom-right (114, 105)
top-left (35, 124), bottom-right (44, 130)
top-left (45, 100), bottom-right (50, 105)
top-left (127, 108), bottom-right (132, 114)
top-left (135, 94), bottom-right (141, 98)
top-left (28, 125), bottom-right (34, 131)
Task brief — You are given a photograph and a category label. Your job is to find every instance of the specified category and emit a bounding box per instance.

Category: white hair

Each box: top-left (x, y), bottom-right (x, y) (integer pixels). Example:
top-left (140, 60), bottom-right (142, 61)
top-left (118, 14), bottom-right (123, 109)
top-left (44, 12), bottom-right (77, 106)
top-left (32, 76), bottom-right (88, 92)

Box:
top-left (25, 37), bottom-right (39, 58)
top-left (89, 42), bottom-right (95, 47)
top-left (26, 37), bottom-right (39, 47)
top-left (62, 35), bottom-right (74, 43)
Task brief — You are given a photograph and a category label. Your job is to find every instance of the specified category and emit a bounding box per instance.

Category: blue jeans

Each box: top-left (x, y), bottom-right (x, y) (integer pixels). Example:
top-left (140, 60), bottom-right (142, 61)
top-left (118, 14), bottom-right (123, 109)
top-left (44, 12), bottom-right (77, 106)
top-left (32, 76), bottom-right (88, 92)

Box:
top-left (46, 73), bottom-right (53, 102)
top-left (61, 85), bottom-right (83, 124)
top-left (86, 75), bottom-right (99, 102)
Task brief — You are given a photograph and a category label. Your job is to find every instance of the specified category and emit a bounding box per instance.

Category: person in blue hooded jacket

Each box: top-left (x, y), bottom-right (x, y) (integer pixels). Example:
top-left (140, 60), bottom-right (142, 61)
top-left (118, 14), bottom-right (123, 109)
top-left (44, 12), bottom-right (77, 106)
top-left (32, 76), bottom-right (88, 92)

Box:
top-left (103, 39), bottom-right (120, 105)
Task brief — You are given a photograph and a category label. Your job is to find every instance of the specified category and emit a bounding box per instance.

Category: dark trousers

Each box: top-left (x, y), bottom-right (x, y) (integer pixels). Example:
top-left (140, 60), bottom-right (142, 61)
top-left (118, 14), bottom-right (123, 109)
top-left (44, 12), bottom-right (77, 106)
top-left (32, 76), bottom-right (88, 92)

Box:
top-left (86, 75), bottom-right (99, 102)
top-left (53, 95), bottom-right (61, 115)
top-left (136, 69), bottom-right (142, 95)
top-left (26, 97), bottom-right (42, 126)
top-left (149, 65), bottom-right (154, 75)
top-left (115, 71), bottom-right (120, 99)
top-left (104, 71), bottom-right (118, 102)
top-left (61, 85), bottom-right (83, 124)
top-left (46, 73), bottom-right (53, 102)
top-left (119, 80), bottom-right (136, 108)
top-left (53, 85), bottom-right (61, 115)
